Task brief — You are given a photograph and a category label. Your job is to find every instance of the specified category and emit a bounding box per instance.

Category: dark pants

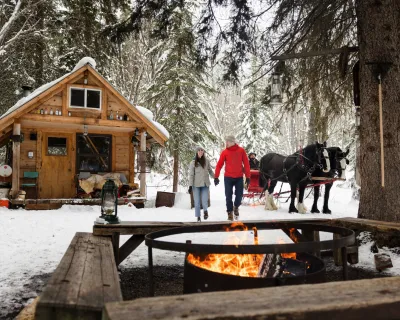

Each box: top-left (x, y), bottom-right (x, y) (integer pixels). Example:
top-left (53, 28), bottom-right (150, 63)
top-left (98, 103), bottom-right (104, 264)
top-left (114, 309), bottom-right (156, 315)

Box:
top-left (224, 177), bottom-right (244, 212)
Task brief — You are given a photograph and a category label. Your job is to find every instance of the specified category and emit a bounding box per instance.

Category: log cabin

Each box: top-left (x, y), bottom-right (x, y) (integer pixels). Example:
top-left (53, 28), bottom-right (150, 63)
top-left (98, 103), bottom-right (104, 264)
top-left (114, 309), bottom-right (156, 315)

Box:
top-left (0, 58), bottom-right (169, 209)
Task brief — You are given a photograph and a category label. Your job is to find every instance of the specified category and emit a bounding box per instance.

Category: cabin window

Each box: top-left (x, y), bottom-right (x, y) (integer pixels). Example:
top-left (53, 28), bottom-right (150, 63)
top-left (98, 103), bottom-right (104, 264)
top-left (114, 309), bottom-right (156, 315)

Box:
top-left (76, 134), bottom-right (111, 173)
top-left (48, 137), bottom-right (67, 156)
top-left (70, 87), bottom-right (101, 109)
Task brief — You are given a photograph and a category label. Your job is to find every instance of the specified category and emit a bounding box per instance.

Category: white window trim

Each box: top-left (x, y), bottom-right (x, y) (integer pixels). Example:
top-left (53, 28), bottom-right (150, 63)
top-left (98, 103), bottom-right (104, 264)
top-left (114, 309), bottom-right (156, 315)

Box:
top-left (69, 87), bottom-right (102, 110)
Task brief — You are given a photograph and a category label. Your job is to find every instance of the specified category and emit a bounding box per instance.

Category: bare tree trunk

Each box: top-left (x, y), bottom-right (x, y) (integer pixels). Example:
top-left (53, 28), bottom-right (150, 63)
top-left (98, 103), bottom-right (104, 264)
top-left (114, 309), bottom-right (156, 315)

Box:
top-left (173, 145), bottom-right (179, 192)
top-left (356, 0), bottom-right (400, 222)
top-left (308, 106), bottom-right (317, 145)
top-left (172, 84), bottom-right (181, 192)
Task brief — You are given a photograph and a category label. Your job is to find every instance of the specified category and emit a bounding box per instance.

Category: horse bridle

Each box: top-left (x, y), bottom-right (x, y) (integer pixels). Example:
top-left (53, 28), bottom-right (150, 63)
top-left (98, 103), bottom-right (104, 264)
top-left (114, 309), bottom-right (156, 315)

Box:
top-left (296, 146), bottom-right (328, 173)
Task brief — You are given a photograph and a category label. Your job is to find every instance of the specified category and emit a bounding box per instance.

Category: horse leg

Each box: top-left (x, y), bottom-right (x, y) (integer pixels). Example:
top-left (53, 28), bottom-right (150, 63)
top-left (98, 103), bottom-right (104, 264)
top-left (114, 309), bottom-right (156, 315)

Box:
top-left (311, 185), bottom-right (320, 213)
top-left (323, 182), bottom-right (333, 214)
top-left (265, 180), bottom-right (278, 211)
top-left (296, 184), bottom-right (307, 214)
top-left (288, 182), bottom-right (298, 213)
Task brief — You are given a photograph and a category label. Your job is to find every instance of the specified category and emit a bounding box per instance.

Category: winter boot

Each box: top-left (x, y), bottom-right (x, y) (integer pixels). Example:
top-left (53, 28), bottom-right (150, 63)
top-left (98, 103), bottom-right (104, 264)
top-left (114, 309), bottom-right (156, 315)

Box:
top-left (204, 211), bottom-right (209, 220)
top-left (233, 206), bottom-right (239, 218)
top-left (227, 211), bottom-right (234, 221)
top-left (197, 217), bottom-right (201, 222)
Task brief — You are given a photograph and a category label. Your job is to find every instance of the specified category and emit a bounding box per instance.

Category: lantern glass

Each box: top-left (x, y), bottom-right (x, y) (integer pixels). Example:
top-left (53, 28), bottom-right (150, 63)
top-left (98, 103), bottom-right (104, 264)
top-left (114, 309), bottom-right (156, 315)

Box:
top-left (270, 73), bottom-right (282, 104)
top-left (100, 179), bottom-right (119, 223)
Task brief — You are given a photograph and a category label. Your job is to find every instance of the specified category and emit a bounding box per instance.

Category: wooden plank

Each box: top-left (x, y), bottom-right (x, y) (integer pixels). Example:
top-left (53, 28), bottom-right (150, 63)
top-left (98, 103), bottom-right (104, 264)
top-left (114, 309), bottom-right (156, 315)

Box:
top-left (25, 203), bottom-right (62, 210)
top-left (42, 95), bottom-right (63, 107)
top-left (331, 217), bottom-right (400, 232)
top-left (111, 233), bottom-right (120, 268)
top-left (21, 113), bottom-right (141, 128)
top-left (36, 232), bottom-right (122, 320)
top-left (112, 136), bottom-right (116, 172)
top-left (77, 236), bottom-right (106, 309)
top-left (102, 90), bottom-right (107, 120)
top-left (333, 233), bottom-right (342, 266)
top-left (36, 131), bottom-right (42, 174)
top-left (93, 219), bottom-right (330, 236)
top-left (103, 276), bottom-right (400, 320)
top-left (129, 135), bottom-right (135, 184)
top-left (21, 123), bottom-right (133, 135)
top-left (62, 85), bottom-right (68, 117)
top-left (140, 131), bottom-right (146, 197)
top-left (282, 228), bottom-right (306, 243)
top-left (116, 136), bottom-right (130, 144)
top-left (11, 198), bottom-right (145, 207)
top-left (118, 235), bottom-right (145, 265)
top-left (100, 239), bottom-right (123, 302)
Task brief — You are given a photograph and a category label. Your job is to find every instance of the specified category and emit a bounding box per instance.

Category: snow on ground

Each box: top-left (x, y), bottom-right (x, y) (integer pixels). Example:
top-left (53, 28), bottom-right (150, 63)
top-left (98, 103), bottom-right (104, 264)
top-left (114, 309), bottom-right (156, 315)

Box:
top-left (0, 174), bottom-right (399, 317)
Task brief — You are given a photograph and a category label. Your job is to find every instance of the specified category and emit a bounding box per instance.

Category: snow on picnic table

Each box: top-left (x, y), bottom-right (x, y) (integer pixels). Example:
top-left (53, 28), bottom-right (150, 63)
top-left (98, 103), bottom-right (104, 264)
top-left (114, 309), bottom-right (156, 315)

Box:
top-left (0, 175), bottom-right (398, 317)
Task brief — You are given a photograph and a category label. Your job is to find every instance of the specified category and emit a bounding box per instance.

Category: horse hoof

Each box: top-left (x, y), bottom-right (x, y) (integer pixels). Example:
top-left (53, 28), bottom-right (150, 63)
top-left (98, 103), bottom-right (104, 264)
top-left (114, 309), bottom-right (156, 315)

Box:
top-left (289, 208), bottom-right (298, 213)
top-left (311, 207), bottom-right (320, 213)
top-left (323, 208), bottom-right (332, 214)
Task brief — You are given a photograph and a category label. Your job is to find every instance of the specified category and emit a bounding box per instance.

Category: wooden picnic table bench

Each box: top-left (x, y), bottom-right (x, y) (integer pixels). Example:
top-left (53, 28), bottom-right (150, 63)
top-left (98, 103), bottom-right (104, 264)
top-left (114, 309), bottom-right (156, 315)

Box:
top-left (92, 217), bottom-right (400, 267)
top-left (35, 232), bottom-right (122, 320)
top-left (93, 219), bottom-right (330, 266)
top-left (102, 276), bottom-right (400, 320)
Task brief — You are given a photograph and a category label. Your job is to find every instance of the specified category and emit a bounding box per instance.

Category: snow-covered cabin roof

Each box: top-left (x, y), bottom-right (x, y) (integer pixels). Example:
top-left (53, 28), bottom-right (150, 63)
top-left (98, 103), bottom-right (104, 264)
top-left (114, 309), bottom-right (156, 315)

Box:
top-left (0, 57), bottom-right (169, 143)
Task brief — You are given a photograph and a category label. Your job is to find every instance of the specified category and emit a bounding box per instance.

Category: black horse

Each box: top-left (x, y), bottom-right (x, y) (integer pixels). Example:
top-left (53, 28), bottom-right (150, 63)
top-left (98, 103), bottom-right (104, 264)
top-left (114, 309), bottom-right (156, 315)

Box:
top-left (310, 147), bottom-right (349, 214)
top-left (259, 142), bottom-right (330, 213)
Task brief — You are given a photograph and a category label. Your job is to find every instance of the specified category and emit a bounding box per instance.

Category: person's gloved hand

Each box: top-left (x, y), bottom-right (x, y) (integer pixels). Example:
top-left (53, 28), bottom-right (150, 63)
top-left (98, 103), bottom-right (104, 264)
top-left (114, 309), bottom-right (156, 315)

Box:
top-left (214, 178), bottom-right (220, 186)
top-left (188, 186), bottom-right (192, 194)
top-left (245, 177), bottom-right (250, 186)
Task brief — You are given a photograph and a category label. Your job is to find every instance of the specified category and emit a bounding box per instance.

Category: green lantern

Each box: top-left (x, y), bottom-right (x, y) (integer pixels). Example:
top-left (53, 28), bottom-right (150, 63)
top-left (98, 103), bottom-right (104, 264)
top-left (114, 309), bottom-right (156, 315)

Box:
top-left (100, 179), bottom-right (119, 224)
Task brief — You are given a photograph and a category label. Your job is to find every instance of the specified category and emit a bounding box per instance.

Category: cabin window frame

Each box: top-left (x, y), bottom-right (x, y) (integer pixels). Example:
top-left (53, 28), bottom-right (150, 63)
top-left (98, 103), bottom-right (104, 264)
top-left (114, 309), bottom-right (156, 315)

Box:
top-left (76, 133), bottom-right (112, 173)
top-left (69, 86), bottom-right (102, 110)
top-left (46, 136), bottom-right (68, 156)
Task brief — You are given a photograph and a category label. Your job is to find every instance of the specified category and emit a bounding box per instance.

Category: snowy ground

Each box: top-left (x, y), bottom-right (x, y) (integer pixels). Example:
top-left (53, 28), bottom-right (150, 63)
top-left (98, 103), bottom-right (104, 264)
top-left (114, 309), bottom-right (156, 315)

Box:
top-left (0, 173), bottom-right (399, 318)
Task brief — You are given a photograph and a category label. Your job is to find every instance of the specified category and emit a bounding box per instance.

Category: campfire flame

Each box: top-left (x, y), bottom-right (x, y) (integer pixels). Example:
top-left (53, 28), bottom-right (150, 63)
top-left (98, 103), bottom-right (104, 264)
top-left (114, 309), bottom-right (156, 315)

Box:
top-left (278, 238), bottom-right (297, 260)
top-left (187, 222), bottom-right (264, 277)
top-left (187, 223), bottom-right (298, 278)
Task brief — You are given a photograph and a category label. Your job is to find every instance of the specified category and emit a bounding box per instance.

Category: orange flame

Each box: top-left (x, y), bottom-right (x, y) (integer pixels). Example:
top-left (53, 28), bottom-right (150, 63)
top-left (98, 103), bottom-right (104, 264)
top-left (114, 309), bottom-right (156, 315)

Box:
top-left (277, 238), bottom-right (297, 259)
top-left (187, 223), bottom-right (298, 278)
top-left (187, 222), bottom-right (264, 277)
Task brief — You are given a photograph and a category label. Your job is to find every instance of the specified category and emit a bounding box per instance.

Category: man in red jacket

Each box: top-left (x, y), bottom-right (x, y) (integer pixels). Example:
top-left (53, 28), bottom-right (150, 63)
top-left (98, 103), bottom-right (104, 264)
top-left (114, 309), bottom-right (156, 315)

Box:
top-left (214, 135), bottom-right (251, 221)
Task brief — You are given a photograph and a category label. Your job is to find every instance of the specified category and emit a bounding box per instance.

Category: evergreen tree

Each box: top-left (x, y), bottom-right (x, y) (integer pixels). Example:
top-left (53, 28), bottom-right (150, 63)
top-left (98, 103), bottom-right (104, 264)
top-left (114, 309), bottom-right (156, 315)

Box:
top-left (238, 58), bottom-right (278, 157)
top-left (143, 1), bottom-right (215, 191)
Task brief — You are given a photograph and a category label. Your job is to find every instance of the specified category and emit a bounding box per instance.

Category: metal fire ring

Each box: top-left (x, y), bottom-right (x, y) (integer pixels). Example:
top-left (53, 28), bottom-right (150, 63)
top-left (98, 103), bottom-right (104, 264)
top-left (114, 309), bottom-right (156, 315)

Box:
top-left (145, 221), bottom-right (355, 296)
top-left (145, 222), bottom-right (355, 254)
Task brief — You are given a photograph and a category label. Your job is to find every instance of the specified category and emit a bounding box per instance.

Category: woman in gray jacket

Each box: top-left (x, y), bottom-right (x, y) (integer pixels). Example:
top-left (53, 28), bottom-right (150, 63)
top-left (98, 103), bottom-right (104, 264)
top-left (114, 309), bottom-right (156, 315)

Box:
top-left (188, 147), bottom-right (214, 222)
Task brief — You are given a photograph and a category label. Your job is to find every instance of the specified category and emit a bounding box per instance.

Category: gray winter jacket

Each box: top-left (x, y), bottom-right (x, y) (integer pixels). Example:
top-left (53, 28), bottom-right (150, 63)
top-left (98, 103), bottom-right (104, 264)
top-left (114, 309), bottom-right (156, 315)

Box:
top-left (188, 158), bottom-right (215, 187)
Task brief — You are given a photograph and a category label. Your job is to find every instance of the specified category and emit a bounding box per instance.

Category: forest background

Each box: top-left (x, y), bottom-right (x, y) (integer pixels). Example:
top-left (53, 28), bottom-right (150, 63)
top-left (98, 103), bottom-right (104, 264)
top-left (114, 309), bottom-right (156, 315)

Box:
top-left (0, 0), bottom-right (357, 193)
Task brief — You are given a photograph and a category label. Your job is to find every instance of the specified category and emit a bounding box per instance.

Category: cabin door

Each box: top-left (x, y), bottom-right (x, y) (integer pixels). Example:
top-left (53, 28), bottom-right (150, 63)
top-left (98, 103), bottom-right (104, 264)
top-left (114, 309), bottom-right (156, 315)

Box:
top-left (39, 133), bottom-right (75, 199)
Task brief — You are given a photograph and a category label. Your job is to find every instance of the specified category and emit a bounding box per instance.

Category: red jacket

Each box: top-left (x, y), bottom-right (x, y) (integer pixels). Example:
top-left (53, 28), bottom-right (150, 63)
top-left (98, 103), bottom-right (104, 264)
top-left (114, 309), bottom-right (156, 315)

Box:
top-left (215, 144), bottom-right (251, 179)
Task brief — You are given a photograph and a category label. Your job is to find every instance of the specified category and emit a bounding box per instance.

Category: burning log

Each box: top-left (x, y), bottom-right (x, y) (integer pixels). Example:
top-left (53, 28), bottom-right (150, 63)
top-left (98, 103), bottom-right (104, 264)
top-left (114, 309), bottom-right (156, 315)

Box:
top-left (258, 254), bottom-right (307, 279)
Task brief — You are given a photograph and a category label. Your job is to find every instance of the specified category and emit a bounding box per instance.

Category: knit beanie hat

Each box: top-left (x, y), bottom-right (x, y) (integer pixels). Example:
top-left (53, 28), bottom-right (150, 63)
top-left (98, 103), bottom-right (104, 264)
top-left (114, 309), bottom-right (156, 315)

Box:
top-left (225, 135), bottom-right (236, 143)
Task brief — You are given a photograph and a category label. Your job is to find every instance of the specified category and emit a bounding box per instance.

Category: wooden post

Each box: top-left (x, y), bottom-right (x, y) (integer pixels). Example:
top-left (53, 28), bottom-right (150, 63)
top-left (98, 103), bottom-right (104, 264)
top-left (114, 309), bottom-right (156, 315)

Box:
top-left (302, 229), bottom-right (321, 257)
top-left (140, 131), bottom-right (146, 197)
top-left (333, 234), bottom-right (342, 266)
top-left (129, 134), bottom-right (135, 184)
top-left (11, 122), bottom-right (21, 198)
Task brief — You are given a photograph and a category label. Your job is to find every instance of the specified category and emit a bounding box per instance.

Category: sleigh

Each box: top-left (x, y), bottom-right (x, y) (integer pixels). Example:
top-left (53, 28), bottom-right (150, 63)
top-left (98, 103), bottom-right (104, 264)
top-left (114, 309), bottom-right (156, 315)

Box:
top-left (242, 170), bottom-right (265, 205)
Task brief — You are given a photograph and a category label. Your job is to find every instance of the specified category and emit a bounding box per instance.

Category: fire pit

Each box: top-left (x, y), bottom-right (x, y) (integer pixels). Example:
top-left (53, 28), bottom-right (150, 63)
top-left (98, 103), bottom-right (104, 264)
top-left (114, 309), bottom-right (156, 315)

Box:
top-left (145, 221), bottom-right (355, 296)
top-left (184, 252), bottom-right (325, 293)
